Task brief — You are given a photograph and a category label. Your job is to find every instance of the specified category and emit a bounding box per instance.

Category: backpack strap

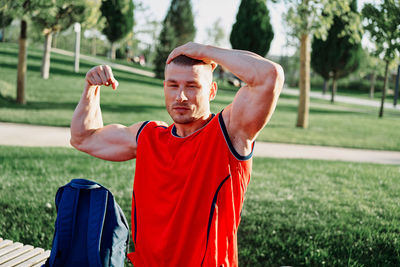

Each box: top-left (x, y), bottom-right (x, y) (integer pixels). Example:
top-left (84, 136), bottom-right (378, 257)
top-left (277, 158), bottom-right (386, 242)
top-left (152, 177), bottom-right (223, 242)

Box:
top-left (87, 188), bottom-right (108, 267)
top-left (54, 185), bottom-right (80, 265)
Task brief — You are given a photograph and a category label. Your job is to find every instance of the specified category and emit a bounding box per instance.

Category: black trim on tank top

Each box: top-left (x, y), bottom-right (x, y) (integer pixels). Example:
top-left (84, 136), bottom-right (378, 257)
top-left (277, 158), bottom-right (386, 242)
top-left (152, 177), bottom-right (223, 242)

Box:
top-left (201, 174), bottom-right (231, 266)
top-left (218, 112), bottom-right (254, 161)
top-left (132, 191), bottom-right (137, 243)
top-left (171, 125), bottom-right (179, 137)
top-left (136, 121), bottom-right (150, 143)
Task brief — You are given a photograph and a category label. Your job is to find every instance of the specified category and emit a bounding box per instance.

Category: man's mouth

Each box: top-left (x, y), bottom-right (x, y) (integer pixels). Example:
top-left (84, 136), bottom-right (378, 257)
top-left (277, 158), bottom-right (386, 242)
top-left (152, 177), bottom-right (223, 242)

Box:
top-left (173, 106), bottom-right (190, 111)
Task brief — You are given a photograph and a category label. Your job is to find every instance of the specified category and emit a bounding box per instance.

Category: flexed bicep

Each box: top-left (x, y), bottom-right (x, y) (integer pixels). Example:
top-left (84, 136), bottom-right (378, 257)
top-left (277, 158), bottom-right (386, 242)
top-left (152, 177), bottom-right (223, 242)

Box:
top-left (71, 121), bottom-right (146, 161)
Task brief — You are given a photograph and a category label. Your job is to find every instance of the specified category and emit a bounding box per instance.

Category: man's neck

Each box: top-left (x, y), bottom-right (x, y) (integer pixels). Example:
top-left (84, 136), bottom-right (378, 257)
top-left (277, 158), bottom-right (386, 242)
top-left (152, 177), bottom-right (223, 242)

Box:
top-left (174, 113), bottom-right (213, 137)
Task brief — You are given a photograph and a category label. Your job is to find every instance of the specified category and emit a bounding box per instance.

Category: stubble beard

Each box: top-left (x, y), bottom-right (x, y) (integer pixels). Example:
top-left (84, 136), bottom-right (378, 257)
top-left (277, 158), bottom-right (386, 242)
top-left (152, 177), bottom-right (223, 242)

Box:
top-left (167, 105), bottom-right (196, 124)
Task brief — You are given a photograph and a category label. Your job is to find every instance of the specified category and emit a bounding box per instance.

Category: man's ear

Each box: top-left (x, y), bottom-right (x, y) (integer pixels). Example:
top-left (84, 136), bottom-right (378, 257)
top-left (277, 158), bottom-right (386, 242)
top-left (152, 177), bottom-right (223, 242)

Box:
top-left (210, 62), bottom-right (218, 72)
top-left (209, 81), bottom-right (218, 101)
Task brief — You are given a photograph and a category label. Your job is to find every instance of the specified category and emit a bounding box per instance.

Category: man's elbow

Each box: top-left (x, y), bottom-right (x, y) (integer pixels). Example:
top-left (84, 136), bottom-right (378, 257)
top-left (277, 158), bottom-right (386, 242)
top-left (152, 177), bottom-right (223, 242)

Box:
top-left (70, 133), bottom-right (90, 152)
top-left (264, 63), bottom-right (284, 95)
top-left (70, 128), bottom-right (97, 151)
top-left (70, 137), bottom-right (83, 151)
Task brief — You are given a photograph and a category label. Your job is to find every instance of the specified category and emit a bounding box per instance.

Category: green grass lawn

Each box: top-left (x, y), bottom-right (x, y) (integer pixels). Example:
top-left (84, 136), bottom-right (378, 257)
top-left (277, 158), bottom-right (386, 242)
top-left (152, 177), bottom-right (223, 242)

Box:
top-left (0, 146), bottom-right (399, 266)
top-left (1, 42), bottom-right (399, 151)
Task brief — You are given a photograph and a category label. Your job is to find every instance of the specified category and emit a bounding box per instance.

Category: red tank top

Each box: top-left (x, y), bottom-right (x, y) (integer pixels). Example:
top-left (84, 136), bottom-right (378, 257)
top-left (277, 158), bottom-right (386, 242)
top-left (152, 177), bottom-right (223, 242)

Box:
top-left (128, 112), bottom-right (253, 266)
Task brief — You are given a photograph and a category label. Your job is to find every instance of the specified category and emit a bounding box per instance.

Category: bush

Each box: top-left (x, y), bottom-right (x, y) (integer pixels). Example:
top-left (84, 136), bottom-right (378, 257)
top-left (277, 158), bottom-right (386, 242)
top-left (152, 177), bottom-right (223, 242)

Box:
top-left (115, 47), bottom-right (127, 59)
top-left (310, 76), bottom-right (385, 93)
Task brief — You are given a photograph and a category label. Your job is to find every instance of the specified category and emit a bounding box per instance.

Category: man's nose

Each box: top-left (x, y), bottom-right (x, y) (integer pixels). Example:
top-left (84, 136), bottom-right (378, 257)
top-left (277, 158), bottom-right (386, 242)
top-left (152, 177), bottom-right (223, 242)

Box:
top-left (176, 88), bottom-right (188, 102)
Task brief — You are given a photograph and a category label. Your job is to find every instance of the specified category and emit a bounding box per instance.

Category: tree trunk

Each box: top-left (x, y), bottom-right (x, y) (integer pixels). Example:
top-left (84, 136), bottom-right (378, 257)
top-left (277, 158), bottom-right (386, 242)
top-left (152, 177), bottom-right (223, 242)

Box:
top-left (1, 27), bottom-right (5, 42)
top-left (296, 33), bottom-right (310, 128)
top-left (393, 64), bottom-right (399, 107)
top-left (322, 79), bottom-right (329, 95)
top-left (17, 20), bottom-right (27, 105)
top-left (379, 60), bottom-right (389, 118)
top-left (331, 76), bottom-right (337, 103)
top-left (110, 42), bottom-right (116, 60)
top-left (127, 39), bottom-right (133, 61)
top-left (91, 36), bottom-right (96, 56)
top-left (74, 28), bottom-right (80, 73)
top-left (41, 31), bottom-right (52, 79)
top-left (369, 72), bottom-right (376, 99)
top-left (52, 32), bottom-right (58, 48)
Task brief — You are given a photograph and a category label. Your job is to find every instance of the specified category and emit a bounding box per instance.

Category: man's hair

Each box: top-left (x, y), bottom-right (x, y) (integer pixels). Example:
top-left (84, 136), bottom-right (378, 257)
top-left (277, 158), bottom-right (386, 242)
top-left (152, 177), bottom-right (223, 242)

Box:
top-left (170, 55), bottom-right (207, 66)
top-left (165, 55), bottom-right (215, 80)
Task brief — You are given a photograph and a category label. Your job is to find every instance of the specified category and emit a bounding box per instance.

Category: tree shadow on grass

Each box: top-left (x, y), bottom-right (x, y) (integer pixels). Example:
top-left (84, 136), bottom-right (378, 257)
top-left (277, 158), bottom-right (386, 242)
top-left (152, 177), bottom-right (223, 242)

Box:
top-left (310, 107), bottom-right (362, 115)
top-left (1, 49), bottom-right (92, 68)
top-left (0, 62), bottom-right (84, 78)
top-left (276, 104), bottom-right (363, 115)
top-left (0, 49), bottom-right (20, 59)
top-left (115, 74), bottom-right (164, 88)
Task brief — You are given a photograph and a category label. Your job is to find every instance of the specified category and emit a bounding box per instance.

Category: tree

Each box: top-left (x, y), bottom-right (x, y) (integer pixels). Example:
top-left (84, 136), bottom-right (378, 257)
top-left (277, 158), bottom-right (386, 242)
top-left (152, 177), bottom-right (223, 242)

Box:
top-left (230, 0), bottom-right (274, 57)
top-left (0, 0), bottom-right (44, 104)
top-left (132, 2), bottom-right (161, 65)
top-left (311, 0), bottom-right (362, 102)
top-left (154, 21), bottom-right (177, 78)
top-left (352, 48), bottom-right (386, 99)
top-left (100, 0), bottom-right (134, 60)
top-left (153, 0), bottom-right (196, 78)
top-left (362, 0), bottom-right (400, 117)
top-left (205, 18), bottom-right (225, 47)
top-left (73, 0), bottom-right (102, 56)
top-left (32, 0), bottom-right (87, 79)
top-left (311, 40), bottom-right (330, 95)
top-left (285, 0), bottom-right (362, 128)
top-left (0, 10), bottom-right (13, 42)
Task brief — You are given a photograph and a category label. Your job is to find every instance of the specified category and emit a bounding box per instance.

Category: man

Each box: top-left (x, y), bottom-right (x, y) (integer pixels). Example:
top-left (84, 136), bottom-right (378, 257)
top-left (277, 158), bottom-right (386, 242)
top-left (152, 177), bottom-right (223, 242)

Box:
top-left (70, 42), bottom-right (284, 266)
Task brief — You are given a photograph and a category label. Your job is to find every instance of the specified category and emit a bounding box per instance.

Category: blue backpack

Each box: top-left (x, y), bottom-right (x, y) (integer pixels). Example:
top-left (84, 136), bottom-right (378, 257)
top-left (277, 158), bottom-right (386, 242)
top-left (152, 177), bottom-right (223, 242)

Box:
top-left (44, 179), bottom-right (129, 267)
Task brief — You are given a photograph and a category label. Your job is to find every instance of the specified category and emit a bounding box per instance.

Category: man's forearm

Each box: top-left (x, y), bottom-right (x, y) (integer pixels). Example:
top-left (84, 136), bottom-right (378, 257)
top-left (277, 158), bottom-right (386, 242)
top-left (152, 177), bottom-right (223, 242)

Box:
top-left (204, 45), bottom-right (279, 88)
top-left (70, 83), bottom-right (103, 146)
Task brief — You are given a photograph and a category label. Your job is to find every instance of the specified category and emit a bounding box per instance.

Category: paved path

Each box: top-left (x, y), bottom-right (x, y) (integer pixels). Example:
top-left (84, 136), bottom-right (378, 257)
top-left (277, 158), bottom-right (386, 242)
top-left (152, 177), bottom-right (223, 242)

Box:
top-left (1, 122), bottom-right (399, 165)
top-left (283, 87), bottom-right (400, 110)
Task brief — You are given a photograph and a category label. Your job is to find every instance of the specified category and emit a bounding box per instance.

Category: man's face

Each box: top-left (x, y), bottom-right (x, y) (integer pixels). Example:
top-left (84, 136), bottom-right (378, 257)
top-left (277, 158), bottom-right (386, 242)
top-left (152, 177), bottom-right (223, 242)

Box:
top-left (164, 63), bottom-right (216, 124)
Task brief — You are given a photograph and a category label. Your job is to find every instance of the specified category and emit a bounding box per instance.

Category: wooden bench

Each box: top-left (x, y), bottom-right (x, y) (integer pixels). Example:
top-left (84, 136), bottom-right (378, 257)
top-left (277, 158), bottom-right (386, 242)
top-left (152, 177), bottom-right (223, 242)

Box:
top-left (0, 238), bottom-right (50, 267)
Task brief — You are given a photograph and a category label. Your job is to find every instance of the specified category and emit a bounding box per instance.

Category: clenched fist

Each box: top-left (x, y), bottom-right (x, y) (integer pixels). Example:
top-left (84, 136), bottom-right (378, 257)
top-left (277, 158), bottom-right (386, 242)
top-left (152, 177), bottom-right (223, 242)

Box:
top-left (85, 65), bottom-right (119, 90)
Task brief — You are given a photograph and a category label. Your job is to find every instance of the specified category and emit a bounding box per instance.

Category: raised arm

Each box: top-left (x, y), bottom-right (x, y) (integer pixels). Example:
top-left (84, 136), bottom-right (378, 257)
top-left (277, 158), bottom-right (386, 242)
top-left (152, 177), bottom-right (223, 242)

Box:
top-left (70, 65), bottom-right (144, 161)
top-left (167, 42), bottom-right (284, 156)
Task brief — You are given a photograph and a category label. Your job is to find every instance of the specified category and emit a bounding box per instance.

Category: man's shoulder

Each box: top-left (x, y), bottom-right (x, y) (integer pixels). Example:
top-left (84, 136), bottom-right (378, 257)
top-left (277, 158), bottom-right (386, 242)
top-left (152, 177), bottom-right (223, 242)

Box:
top-left (147, 120), bottom-right (169, 128)
top-left (140, 120), bottom-right (169, 134)
top-left (135, 120), bottom-right (169, 143)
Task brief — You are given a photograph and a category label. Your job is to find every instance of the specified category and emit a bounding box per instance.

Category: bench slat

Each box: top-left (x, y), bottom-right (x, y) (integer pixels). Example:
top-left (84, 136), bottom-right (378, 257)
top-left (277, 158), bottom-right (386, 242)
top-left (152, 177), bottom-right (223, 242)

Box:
top-left (0, 238), bottom-right (50, 266)
top-left (31, 259), bottom-right (47, 267)
top-left (0, 245), bottom-right (33, 265)
top-left (4, 247), bottom-right (44, 267)
top-left (15, 250), bottom-right (50, 267)
top-left (0, 239), bottom-right (13, 249)
top-left (0, 242), bottom-right (23, 258)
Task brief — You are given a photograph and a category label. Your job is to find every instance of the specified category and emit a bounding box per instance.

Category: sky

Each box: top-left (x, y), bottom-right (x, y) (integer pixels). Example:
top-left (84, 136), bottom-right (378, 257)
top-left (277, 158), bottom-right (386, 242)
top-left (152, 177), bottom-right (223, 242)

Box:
top-left (140, 0), bottom-right (374, 57)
